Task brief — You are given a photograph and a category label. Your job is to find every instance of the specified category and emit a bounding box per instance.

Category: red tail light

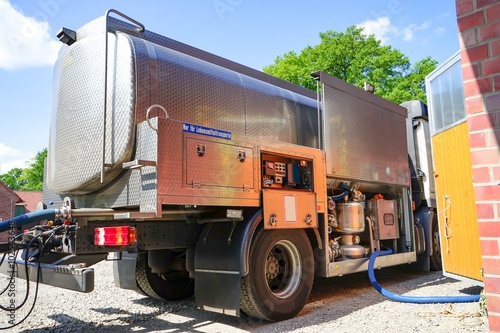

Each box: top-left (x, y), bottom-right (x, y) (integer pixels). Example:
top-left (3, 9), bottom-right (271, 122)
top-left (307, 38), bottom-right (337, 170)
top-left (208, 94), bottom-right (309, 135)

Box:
top-left (94, 226), bottom-right (136, 246)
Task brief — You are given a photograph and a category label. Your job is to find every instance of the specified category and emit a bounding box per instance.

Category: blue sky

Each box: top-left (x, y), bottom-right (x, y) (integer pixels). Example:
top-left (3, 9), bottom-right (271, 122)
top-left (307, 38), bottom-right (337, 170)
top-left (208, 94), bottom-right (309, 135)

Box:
top-left (0, 0), bottom-right (459, 173)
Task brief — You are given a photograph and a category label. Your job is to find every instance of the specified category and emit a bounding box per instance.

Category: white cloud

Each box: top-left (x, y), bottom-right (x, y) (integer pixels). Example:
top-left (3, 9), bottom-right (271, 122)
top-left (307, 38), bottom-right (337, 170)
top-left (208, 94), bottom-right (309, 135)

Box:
top-left (0, 143), bottom-right (32, 174)
top-left (0, 0), bottom-right (60, 70)
top-left (357, 16), bottom-right (397, 44)
top-left (357, 16), bottom-right (432, 44)
top-left (402, 21), bottom-right (431, 41)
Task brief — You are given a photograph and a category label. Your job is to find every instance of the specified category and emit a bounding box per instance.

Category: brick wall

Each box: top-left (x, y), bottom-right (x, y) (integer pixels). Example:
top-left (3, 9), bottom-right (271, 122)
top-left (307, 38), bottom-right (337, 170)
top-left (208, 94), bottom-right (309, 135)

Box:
top-left (0, 183), bottom-right (20, 242)
top-left (456, 0), bottom-right (500, 331)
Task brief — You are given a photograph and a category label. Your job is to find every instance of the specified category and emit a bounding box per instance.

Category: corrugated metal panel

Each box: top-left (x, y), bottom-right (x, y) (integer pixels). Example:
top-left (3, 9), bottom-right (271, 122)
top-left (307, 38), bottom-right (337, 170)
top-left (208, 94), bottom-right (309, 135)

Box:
top-left (432, 122), bottom-right (483, 282)
top-left (320, 72), bottom-right (409, 186)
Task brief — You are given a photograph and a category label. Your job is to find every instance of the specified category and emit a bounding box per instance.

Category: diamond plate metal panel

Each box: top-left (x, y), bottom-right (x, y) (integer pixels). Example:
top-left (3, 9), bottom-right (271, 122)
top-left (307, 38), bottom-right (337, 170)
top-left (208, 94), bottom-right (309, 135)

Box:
top-left (321, 73), bottom-right (409, 186)
top-left (242, 76), bottom-right (296, 143)
top-left (138, 120), bottom-right (158, 214)
top-left (130, 35), bottom-right (156, 126)
top-left (157, 119), bottom-right (260, 207)
top-left (73, 170), bottom-right (137, 209)
top-left (148, 40), bottom-right (319, 145)
top-left (47, 14), bottom-right (322, 209)
top-left (105, 14), bottom-right (320, 146)
top-left (73, 122), bottom-right (156, 210)
top-left (47, 31), bottom-right (135, 194)
top-left (186, 138), bottom-right (254, 189)
top-left (103, 16), bottom-right (317, 100)
top-left (294, 94), bottom-right (320, 148)
top-left (154, 45), bottom-right (246, 134)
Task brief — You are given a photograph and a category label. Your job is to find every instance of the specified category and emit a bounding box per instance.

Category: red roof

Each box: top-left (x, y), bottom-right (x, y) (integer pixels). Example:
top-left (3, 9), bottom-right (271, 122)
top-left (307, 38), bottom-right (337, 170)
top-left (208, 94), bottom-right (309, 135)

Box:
top-left (14, 191), bottom-right (43, 213)
top-left (0, 181), bottom-right (22, 203)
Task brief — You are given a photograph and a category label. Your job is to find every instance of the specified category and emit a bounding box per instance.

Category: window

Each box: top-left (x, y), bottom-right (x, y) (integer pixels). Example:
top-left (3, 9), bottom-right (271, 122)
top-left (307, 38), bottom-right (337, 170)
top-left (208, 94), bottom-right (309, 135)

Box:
top-left (426, 52), bottom-right (466, 134)
top-left (15, 205), bottom-right (25, 216)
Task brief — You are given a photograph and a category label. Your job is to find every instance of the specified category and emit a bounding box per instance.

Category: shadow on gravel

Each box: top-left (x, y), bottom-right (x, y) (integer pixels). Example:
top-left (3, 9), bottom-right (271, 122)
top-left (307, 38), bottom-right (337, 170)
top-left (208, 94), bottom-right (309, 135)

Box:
top-left (458, 285), bottom-right (484, 296)
top-left (18, 302), bottom-right (269, 333)
top-left (17, 267), bottom-right (482, 333)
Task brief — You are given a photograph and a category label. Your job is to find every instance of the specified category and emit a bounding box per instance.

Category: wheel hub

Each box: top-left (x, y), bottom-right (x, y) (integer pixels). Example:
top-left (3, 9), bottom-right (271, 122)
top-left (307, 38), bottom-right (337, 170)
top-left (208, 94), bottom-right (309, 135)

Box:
top-left (263, 240), bottom-right (302, 299)
top-left (266, 255), bottom-right (279, 280)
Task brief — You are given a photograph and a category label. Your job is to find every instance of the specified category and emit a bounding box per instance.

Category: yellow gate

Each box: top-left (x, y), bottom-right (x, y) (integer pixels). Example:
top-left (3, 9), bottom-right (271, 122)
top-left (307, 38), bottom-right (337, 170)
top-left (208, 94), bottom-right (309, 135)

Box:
top-left (427, 52), bottom-right (483, 283)
top-left (432, 122), bottom-right (483, 282)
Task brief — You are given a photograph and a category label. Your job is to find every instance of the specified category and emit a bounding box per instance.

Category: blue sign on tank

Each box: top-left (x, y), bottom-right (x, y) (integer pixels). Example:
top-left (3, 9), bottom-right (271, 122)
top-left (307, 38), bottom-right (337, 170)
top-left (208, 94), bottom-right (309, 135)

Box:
top-left (182, 123), bottom-right (231, 140)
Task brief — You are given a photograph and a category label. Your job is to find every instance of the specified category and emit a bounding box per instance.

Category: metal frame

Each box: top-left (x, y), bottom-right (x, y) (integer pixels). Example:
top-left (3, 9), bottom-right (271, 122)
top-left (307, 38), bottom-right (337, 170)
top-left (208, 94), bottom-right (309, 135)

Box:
top-left (0, 253), bottom-right (107, 292)
top-left (101, 10), bottom-right (145, 183)
top-left (425, 51), bottom-right (465, 136)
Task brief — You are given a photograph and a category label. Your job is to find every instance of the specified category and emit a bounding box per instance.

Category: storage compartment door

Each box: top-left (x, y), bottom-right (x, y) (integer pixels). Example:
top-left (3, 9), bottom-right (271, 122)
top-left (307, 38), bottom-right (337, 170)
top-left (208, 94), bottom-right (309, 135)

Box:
top-left (186, 138), bottom-right (254, 190)
top-left (263, 189), bottom-right (317, 229)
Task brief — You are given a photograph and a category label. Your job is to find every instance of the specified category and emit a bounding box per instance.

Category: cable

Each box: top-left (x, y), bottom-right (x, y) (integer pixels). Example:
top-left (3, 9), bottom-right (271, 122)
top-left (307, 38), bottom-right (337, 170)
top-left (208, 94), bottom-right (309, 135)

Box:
top-left (0, 254), bottom-right (10, 296)
top-left (0, 228), bottom-right (61, 330)
top-left (0, 253), bottom-right (43, 330)
top-left (0, 234), bottom-right (42, 312)
top-left (368, 249), bottom-right (480, 303)
top-left (439, 196), bottom-right (452, 253)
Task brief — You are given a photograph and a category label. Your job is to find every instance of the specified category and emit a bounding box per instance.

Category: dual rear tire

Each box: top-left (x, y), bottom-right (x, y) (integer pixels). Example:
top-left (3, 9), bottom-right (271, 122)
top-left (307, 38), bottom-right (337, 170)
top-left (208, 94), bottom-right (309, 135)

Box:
top-left (240, 229), bottom-right (314, 321)
top-left (135, 229), bottom-right (314, 321)
top-left (135, 253), bottom-right (194, 301)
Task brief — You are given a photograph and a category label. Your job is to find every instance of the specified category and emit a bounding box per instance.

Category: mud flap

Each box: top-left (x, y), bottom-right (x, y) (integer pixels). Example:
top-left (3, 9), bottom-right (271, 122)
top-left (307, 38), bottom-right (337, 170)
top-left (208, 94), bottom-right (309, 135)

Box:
top-left (195, 270), bottom-right (241, 316)
top-left (194, 210), bottom-right (261, 317)
top-left (113, 251), bottom-right (139, 291)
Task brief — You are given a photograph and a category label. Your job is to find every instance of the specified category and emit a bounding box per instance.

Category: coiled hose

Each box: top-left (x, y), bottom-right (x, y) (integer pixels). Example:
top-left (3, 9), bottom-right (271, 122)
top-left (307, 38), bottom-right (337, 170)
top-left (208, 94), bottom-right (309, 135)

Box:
top-left (368, 249), bottom-right (480, 303)
top-left (0, 210), bottom-right (57, 233)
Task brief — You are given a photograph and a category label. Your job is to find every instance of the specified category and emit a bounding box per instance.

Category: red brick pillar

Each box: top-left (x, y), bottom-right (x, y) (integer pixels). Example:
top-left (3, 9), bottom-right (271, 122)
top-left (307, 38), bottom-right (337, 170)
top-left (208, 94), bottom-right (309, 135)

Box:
top-left (457, 0), bottom-right (500, 331)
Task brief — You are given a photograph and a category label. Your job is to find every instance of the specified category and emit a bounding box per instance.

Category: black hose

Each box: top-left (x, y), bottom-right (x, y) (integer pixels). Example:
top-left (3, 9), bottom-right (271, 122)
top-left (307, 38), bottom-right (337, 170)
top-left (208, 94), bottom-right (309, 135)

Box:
top-left (368, 249), bottom-right (480, 303)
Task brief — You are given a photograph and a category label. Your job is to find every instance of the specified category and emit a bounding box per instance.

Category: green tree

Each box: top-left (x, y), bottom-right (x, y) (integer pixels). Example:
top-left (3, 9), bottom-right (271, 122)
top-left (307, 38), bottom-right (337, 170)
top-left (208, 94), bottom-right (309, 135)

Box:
top-left (263, 26), bottom-right (436, 104)
top-left (383, 56), bottom-right (438, 104)
top-left (20, 148), bottom-right (47, 191)
top-left (0, 167), bottom-right (25, 190)
top-left (0, 148), bottom-right (47, 191)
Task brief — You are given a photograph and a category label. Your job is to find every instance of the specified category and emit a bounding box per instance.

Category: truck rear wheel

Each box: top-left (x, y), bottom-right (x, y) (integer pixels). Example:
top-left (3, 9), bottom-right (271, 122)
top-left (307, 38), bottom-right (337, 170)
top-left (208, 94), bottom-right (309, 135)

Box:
top-left (136, 255), bottom-right (194, 301)
top-left (240, 229), bottom-right (314, 321)
top-left (430, 214), bottom-right (443, 271)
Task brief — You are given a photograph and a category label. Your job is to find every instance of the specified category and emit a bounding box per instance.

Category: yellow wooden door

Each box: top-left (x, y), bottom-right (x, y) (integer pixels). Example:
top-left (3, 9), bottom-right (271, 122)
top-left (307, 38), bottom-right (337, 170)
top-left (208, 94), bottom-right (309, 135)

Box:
top-left (432, 122), bottom-right (483, 282)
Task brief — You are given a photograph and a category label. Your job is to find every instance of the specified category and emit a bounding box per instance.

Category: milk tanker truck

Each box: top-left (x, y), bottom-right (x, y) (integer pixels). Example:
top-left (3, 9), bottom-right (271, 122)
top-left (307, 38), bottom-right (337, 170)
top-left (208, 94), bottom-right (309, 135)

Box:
top-left (0, 9), bottom-right (441, 321)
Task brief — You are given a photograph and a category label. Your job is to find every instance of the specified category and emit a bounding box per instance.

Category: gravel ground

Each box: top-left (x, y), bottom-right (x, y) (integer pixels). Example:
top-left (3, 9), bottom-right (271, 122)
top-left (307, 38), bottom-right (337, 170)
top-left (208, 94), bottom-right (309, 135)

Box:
top-left (0, 260), bottom-right (488, 332)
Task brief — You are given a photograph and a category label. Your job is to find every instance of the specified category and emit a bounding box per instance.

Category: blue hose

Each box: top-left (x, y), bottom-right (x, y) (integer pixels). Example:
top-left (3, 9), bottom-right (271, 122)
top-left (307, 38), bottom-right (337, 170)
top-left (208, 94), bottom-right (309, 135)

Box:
top-left (368, 249), bottom-right (480, 303)
top-left (0, 210), bottom-right (57, 233)
top-left (332, 183), bottom-right (351, 201)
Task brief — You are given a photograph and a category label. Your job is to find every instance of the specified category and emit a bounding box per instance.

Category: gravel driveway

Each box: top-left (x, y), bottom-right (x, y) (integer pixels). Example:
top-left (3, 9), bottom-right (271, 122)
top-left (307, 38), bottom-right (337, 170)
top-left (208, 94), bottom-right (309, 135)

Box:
top-left (1, 260), bottom-right (488, 332)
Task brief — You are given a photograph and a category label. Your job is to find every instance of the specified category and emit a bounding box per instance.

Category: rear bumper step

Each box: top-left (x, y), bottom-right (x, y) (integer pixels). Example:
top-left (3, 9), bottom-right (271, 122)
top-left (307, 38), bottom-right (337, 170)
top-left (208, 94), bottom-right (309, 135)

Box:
top-left (0, 252), bottom-right (107, 293)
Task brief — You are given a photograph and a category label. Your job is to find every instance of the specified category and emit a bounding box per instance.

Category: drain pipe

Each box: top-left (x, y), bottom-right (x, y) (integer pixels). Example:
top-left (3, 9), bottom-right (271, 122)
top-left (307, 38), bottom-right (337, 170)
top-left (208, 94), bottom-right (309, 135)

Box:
top-left (368, 249), bottom-right (480, 303)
